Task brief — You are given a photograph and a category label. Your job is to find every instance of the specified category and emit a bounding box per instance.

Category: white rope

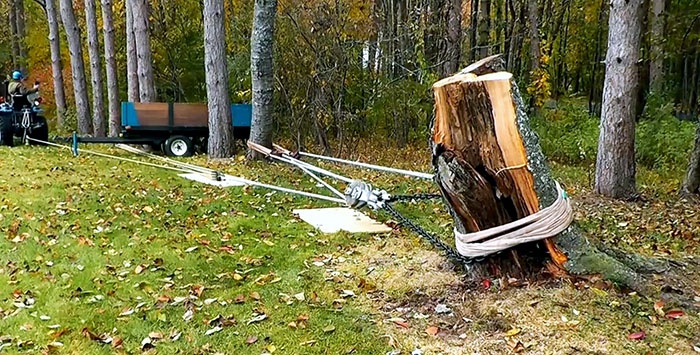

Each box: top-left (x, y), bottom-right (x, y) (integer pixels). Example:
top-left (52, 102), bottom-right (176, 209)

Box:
top-left (454, 182), bottom-right (573, 257)
top-left (297, 150), bottom-right (434, 180)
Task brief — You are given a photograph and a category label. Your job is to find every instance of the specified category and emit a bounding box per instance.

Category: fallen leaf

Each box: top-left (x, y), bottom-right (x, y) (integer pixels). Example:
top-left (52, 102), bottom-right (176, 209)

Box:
top-left (183, 309), bottom-right (194, 321)
top-left (389, 318), bottom-right (410, 329)
top-left (148, 332), bottom-right (163, 340)
top-left (204, 298), bottom-right (218, 305)
top-left (300, 340), bottom-right (317, 346)
top-left (591, 288), bottom-right (608, 297)
top-left (293, 292), bottom-right (305, 301)
top-left (204, 326), bottom-right (223, 336)
top-left (118, 308), bottom-right (134, 317)
top-left (234, 294), bottom-right (245, 304)
top-left (425, 326), bottom-right (438, 336)
top-left (250, 292), bottom-right (261, 301)
top-left (654, 301), bottom-right (665, 317)
top-left (628, 331), bottom-right (646, 340)
top-left (112, 337), bottom-right (123, 349)
top-left (134, 265), bottom-right (146, 274)
top-left (482, 279), bottom-right (491, 289)
top-left (505, 328), bottom-right (521, 337)
top-left (247, 313), bottom-right (267, 325)
top-left (157, 295), bottom-right (171, 303)
top-left (185, 246), bottom-right (198, 253)
top-left (191, 285), bottom-right (204, 298)
top-left (246, 336), bottom-right (258, 344)
top-left (141, 337), bottom-right (154, 351)
top-left (323, 325), bottom-right (336, 333)
top-left (666, 310), bottom-right (684, 319)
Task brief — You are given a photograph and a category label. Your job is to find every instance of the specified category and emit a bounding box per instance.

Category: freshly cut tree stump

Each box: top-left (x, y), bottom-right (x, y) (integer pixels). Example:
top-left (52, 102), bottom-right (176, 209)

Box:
top-left (430, 57), bottom-right (699, 306)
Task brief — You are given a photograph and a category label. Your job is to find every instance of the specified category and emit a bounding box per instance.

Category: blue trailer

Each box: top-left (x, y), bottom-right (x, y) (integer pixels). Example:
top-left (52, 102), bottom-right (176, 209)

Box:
top-left (75, 102), bottom-right (252, 157)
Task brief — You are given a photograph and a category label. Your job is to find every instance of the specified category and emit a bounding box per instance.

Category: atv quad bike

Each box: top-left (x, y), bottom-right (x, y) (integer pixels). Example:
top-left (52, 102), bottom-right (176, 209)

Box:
top-left (0, 81), bottom-right (49, 147)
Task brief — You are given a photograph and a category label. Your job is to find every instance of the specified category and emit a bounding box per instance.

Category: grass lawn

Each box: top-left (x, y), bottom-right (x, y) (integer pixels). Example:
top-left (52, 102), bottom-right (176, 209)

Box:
top-left (1, 142), bottom-right (699, 354)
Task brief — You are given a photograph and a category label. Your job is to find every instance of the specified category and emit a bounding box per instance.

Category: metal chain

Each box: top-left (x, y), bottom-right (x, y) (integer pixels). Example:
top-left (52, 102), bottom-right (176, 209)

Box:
top-left (387, 193), bottom-right (443, 202)
top-left (381, 202), bottom-right (485, 267)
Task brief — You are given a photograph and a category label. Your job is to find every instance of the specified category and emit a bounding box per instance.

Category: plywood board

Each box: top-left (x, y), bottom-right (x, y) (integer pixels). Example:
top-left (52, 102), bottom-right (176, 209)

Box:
top-left (293, 208), bottom-right (392, 234)
top-left (179, 173), bottom-right (245, 187)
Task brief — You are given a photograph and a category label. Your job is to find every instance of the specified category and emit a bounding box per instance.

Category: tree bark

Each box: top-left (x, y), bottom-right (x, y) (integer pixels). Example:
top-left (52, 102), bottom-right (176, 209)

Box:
top-left (247, 0), bottom-right (277, 160)
top-left (203, 0), bottom-right (234, 158)
top-left (432, 57), bottom-right (698, 306)
top-left (682, 122), bottom-right (700, 195)
top-left (126, 0), bottom-right (139, 102)
top-left (649, 0), bottom-right (666, 92)
top-left (594, 0), bottom-right (644, 199)
top-left (528, 0), bottom-right (540, 72)
top-left (131, 0), bottom-right (156, 102)
top-left (477, 0), bottom-right (491, 58)
top-left (101, 0), bottom-right (120, 137)
top-left (14, 0), bottom-right (27, 73)
top-left (44, 0), bottom-right (67, 129)
top-left (59, 0), bottom-right (92, 135)
top-left (9, 5), bottom-right (20, 68)
top-left (85, 0), bottom-right (106, 137)
top-left (444, 0), bottom-right (462, 76)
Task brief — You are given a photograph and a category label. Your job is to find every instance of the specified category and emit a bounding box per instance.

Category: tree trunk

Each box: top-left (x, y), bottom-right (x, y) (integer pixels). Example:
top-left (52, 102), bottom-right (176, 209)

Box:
top-left (432, 56), bottom-right (697, 306)
top-left (528, 0), bottom-right (540, 72)
top-left (247, 0), bottom-right (277, 160)
top-left (85, 0), bottom-right (106, 137)
top-left (594, 0), bottom-right (644, 199)
top-left (9, 5), bottom-right (20, 68)
top-left (444, 0), bottom-right (462, 76)
top-left (59, 0), bottom-right (92, 135)
top-left (682, 123), bottom-right (700, 195)
top-left (14, 0), bottom-right (27, 73)
top-left (131, 0), bottom-right (156, 102)
top-left (203, 0), bottom-right (234, 158)
top-left (126, 0), bottom-right (139, 102)
top-left (470, 0), bottom-right (479, 61)
top-left (477, 0), bottom-right (491, 58)
top-left (45, 0), bottom-right (67, 129)
top-left (649, 0), bottom-right (666, 92)
top-left (101, 0), bottom-right (120, 137)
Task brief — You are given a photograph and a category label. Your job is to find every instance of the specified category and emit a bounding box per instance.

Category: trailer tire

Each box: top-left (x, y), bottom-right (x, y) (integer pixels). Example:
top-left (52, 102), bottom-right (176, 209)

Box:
top-left (164, 135), bottom-right (194, 157)
top-left (28, 116), bottom-right (49, 145)
top-left (0, 115), bottom-right (13, 147)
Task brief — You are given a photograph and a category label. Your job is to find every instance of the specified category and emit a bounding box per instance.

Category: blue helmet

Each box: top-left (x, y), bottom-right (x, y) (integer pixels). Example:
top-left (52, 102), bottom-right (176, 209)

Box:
top-left (11, 71), bottom-right (22, 80)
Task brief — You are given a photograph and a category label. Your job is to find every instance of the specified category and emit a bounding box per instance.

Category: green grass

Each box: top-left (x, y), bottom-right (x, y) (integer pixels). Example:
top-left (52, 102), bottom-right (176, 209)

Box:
top-left (0, 145), bottom-right (390, 354)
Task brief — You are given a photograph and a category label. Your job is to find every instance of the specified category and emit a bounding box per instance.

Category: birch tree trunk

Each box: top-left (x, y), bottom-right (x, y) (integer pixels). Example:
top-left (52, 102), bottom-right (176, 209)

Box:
top-left (13, 0), bottom-right (27, 73)
top-left (9, 6), bottom-right (20, 68)
top-left (126, 0), bottom-right (139, 102)
top-left (247, 0), bottom-right (277, 160)
top-left (433, 56), bottom-right (697, 307)
top-left (59, 0), bottom-right (93, 135)
top-left (131, 0), bottom-right (156, 102)
top-left (45, 0), bottom-right (67, 129)
top-left (682, 123), bottom-right (700, 195)
top-left (594, 0), bottom-right (644, 199)
top-left (649, 0), bottom-right (666, 92)
top-left (203, 0), bottom-right (234, 158)
top-left (85, 0), bottom-right (106, 137)
top-left (101, 0), bottom-right (120, 136)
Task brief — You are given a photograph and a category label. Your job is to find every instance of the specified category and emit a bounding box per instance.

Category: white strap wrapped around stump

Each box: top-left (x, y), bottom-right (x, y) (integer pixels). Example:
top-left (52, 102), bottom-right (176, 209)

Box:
top-left (454, 182), bottom-right (573, 257)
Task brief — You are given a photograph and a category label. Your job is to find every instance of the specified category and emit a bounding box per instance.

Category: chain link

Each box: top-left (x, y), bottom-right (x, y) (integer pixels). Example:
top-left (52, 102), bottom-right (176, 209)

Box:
top-left (381, 201), bottom-right (485, 268)
top-left (387, 193), bottom-right (443, 202)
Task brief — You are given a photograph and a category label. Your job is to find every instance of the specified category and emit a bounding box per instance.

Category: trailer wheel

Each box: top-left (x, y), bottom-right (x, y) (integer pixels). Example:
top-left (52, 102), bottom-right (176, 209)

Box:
top-left (28, 116), bottom-right (49, 145)
top-left (164, 135), bottom-right (194, 157)
top-left (0, 115), bottom-right (13, 147)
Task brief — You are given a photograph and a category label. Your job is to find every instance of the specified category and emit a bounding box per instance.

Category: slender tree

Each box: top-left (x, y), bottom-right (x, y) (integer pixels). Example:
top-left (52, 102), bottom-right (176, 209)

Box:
top-left (477, 0), bottom-right (491, 58)
top-left (528, 0), bottom-right (540, 72)
top-left (248, 0), bottom-right (277, 159)
top-left (126, 0), bottom-right (139, 102)
top-left (649, 0), bottom-right (666, 92)
top-left (14, 0), bottom-right (27, 72)
top-left (444, 0), bottom-right (462, 75)
top-left (44, 0), bottom-right (67, 128)
top-left (85, 0), bottom-right (106, 137)
top-left (101, 0), bottom-right (120, 136)
top-left (682, 123), bottom-right (700, 195)
top-left (131, 0), bottom-right (156, 102)
top-left (203, 0), bottom-right (234, 158)
top-left (9, 3), bottom-right (20, 69)
top-left (59, 0), bottom-right (92, 135)
top-left (594, 0), bottom-right (645, 199)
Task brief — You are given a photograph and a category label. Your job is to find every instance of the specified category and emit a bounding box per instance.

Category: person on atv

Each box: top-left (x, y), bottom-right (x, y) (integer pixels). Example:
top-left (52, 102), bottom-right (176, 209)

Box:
top-left (7, 71), bottom-right (39, 99)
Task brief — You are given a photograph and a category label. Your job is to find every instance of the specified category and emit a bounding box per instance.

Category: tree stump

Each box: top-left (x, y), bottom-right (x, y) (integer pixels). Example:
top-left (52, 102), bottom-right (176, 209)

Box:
top-left (430, 57), bottom-right (699, 306)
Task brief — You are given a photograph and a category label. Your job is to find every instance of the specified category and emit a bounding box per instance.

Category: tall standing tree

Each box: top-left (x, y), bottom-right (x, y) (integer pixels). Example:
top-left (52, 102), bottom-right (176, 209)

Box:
top-left (649, 0), bottom-right (666, 92)
top-left (43, 0), bottom-right (68, 128)
top-left (101, 0), bottom-right (120, 136)
top-left (444, 0), bottom-right (462, 75)
top-left (131, 0), bottom-right (156, 102)
top-left (85, 0), bottom-right (106, 137)
top-left (13, 0), bottom-right (27, 72)
top-left (203, 0), bottom-right (234, 158)
top-left (594, 0), bottom-right (644, 199)
top-left (477, 0), bottom-right (491, 58)
top-left (59, 0), bottom-right (92, 135)
top-left (9, 5), bottom-right (20, 67)
top-left (682, 124), bottom-right (700, 195)
top-left (247, 0), bottom-right (277, 160)
top-left (528, 0), bottom-right (540, 72)
top-left (125, 0), bottom-right (139, 102)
